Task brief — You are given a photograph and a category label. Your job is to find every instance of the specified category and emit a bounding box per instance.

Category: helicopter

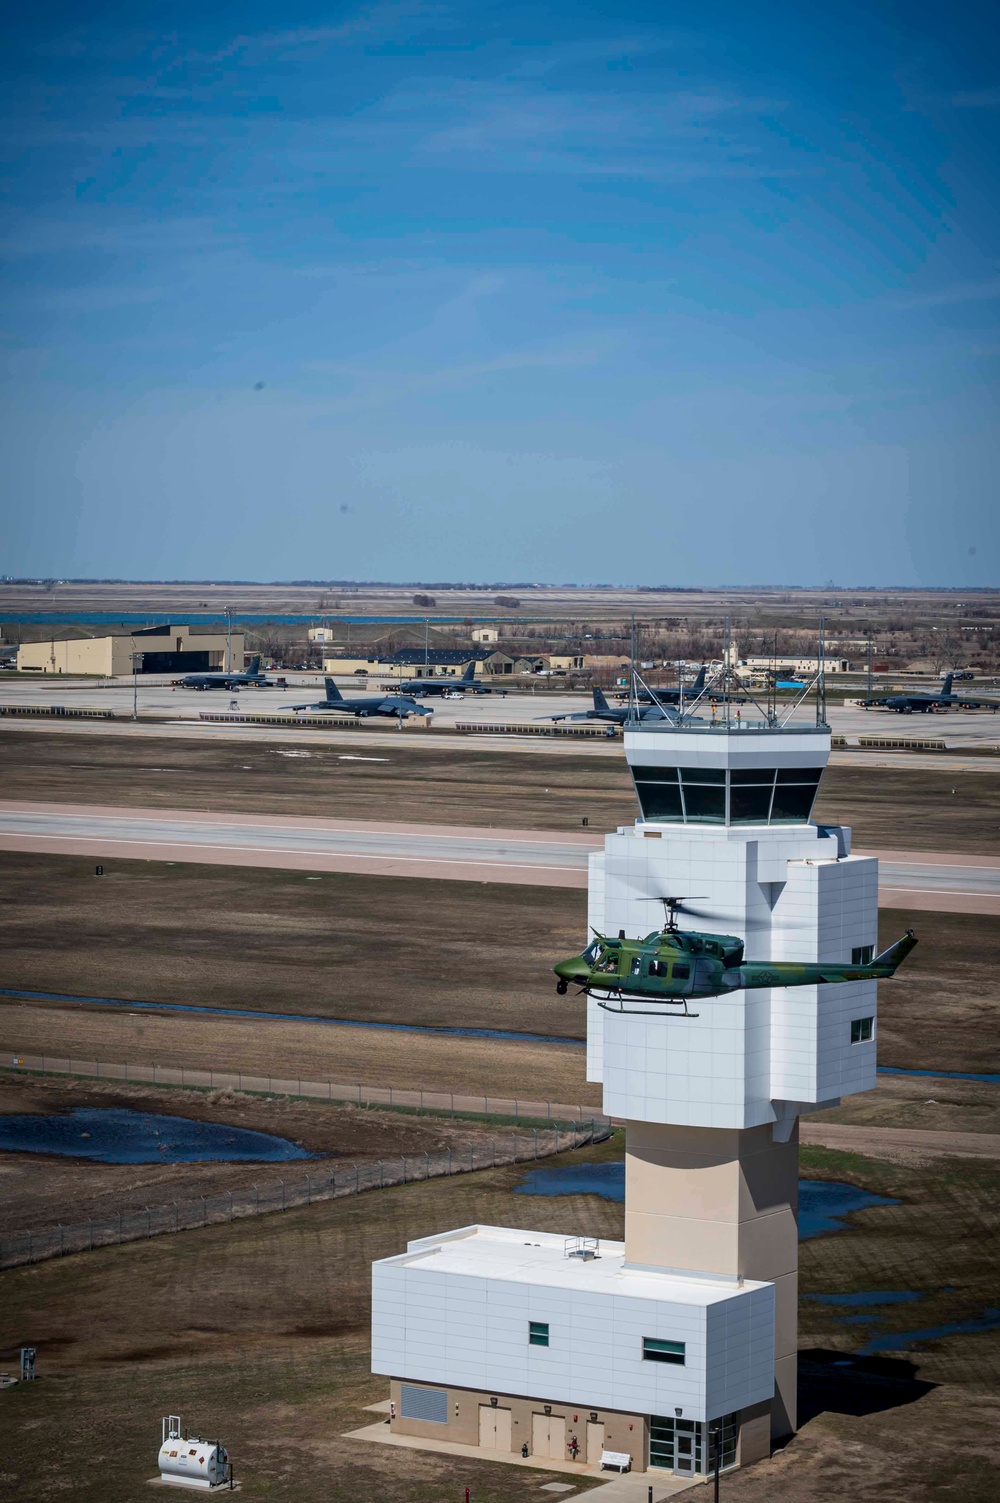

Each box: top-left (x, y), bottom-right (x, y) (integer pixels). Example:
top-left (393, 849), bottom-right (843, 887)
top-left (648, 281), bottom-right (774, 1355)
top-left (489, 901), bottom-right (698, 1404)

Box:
top-left (553, 898), bottom-right (917, 1014)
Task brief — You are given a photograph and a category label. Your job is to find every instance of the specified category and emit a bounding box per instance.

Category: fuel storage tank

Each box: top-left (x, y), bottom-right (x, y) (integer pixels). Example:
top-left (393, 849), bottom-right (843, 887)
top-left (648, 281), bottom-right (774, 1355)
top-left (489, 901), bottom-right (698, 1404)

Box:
top-left (159, 1415), bottom-right (230, 1490)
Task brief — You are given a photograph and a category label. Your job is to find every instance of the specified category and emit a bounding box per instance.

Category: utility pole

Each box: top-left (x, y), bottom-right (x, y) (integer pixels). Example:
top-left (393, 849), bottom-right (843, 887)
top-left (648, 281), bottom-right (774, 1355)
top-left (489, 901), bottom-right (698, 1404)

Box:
top-left (225, 605), bottom-right (233, 674)
top-left (867, 630), bottom-right (874, 696)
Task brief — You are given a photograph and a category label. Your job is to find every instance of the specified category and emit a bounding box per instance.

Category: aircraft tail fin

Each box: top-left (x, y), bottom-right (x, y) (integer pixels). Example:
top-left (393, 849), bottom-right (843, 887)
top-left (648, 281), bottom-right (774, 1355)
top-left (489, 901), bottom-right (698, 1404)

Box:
top-left (462, 660), bottom-right (477, 681)
top-left (324, 677), bottom-right (344, 702)
top-left (941, 673), bottom-right (954, 697)
top-left (247, 655), bottom-right (261, 674)
top-left (593, 687), bottom-right (610, 712)
top-left (872, 929), bottom-right (918, 974)
top-left (690, 664), bottom-right (706, 692)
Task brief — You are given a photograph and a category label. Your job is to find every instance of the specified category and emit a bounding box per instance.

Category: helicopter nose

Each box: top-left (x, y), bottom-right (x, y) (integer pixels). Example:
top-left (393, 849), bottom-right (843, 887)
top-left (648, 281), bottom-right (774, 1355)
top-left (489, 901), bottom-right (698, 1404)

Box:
top-left (553, 956), bottom-right (591, 984)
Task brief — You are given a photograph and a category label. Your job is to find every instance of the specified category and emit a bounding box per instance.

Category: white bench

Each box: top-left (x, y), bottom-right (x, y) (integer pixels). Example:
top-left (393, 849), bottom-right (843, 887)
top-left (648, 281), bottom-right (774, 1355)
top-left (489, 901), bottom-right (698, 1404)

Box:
top-left (600, 1451), bottom-right (631, 1473)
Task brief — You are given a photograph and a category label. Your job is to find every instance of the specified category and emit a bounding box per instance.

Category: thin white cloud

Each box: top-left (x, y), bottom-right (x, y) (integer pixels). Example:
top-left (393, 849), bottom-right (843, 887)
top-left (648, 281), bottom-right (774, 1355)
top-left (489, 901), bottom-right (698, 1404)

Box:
top-left (890, 276), bottom-right (1000, 310)
top-left (947, 85), bottom-right (1000, 110)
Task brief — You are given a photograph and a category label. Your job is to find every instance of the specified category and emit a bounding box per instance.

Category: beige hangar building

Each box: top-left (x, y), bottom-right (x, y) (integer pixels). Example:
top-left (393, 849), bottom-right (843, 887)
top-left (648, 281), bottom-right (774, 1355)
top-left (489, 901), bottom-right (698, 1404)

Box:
top-left (17, 623), bottom-right (245, 677)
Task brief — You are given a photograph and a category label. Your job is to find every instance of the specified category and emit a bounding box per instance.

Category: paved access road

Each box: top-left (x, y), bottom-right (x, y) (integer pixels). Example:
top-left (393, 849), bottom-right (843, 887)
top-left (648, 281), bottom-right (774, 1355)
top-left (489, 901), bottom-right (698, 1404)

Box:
top-left (1, 800), bottom-right (997, 912)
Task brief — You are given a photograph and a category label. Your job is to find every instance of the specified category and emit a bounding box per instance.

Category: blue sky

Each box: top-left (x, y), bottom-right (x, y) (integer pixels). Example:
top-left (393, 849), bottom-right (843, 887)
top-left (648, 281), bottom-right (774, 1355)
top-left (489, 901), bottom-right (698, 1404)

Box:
top-left (1, 0), bottom-right (998, 585)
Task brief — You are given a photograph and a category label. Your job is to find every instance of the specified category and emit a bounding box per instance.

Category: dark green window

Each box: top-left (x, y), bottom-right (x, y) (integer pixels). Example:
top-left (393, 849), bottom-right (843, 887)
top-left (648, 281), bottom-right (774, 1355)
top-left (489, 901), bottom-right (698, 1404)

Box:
top-left (850, 1017), bottom-right (874, 1044)
top-left (642, 1337), bottom-right (685, 1364)
top-left (528, 1321), bottom-right (549, 1347)
top-left (680, 784), bottom-right (726, 822)
top-left (729, 784), bottom-right (773, 822)
top-left (770, 783), bottom-right (817, 822)
top-left (635, 781), bottom-right (684, 819)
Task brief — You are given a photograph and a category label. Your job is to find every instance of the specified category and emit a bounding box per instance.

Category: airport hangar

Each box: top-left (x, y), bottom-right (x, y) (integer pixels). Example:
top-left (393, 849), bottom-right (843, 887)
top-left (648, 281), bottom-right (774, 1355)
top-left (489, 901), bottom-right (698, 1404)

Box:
top-left (16, 623), bottom-right (245, 677)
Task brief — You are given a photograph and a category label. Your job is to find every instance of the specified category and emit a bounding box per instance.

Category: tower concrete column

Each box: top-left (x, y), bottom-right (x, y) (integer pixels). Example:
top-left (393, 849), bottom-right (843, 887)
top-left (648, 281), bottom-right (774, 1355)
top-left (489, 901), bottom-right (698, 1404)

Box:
top-left (624, 1120), bottom-right (798, 1437)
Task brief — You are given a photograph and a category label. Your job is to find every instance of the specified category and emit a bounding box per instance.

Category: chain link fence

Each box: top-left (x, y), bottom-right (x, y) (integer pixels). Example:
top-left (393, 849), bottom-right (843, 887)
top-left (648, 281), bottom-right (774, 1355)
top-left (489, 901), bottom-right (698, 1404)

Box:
top-left (1, 1120), bottom-right (606, 1270)
top-left (4, 1052), bottom-right (607, 1127)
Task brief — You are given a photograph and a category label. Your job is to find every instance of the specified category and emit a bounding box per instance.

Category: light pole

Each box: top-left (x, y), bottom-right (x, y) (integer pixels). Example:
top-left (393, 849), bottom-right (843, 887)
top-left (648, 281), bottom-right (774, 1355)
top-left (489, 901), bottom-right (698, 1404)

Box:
top-left (225, 606), bottom-right (233, 674)
top-left (130, 638), bottom-right (139, 721)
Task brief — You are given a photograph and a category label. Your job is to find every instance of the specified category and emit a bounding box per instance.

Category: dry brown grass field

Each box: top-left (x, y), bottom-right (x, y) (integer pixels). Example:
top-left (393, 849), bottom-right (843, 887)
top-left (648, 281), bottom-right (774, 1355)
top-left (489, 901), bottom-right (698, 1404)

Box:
top-left (2, 851), bottom-right (998, 1074)
top-left (1, 1136), bottom-right (999, 1502)
top-left (3, 726), bottom-right (1000, 850)
top-left (0, 1073), bottom-right (528, 1235)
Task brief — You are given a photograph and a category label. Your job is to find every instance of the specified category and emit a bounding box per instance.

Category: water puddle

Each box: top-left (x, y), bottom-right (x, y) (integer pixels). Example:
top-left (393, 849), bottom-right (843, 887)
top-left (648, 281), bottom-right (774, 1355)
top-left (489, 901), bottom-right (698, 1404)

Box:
top-left (0, 988), bottom-right (579, 1047)
top-left (0, 1107), bottom-right (313, 1164)
top-left (878, 1066), bottom-right (1000, 1084)
top-left (513, 1162), bottom-right (899, 1240)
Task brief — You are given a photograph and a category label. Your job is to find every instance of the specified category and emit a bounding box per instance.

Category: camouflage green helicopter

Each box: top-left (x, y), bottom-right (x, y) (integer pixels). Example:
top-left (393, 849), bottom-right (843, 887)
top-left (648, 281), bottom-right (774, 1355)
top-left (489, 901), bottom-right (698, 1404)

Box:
top-left (553, 899), bottom-right (917, 1015)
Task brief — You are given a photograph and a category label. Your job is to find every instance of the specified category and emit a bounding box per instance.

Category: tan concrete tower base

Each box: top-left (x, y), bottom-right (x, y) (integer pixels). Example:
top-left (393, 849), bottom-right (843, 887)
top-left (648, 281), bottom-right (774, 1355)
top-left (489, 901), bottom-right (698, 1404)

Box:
top-left (624, 1119), bottom-right (798, 1442)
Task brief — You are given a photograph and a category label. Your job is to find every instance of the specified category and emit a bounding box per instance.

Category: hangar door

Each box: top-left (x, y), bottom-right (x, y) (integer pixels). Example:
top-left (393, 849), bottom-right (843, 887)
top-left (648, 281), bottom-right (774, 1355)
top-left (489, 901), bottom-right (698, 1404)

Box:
top-left (478, 1406), bottom-right (511, 1451)
top-left (531, 1413), bottom-right (566, 1459)
top-left (138, 651), bottom-right (212, 675)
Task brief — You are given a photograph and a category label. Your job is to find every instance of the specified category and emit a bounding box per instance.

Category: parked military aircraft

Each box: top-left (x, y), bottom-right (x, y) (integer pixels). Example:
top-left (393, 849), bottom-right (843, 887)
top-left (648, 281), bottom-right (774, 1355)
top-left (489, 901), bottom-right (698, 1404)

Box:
top-left (175, 655), bottom-right (269, 691)
top-left (282, 677), bottom-right (431, 719)
top-left (553, 899), bottom-right (917, 1009)
top-left (395, 660), bottom-right (507, 697)
top-left (859, 673), bottom-right (997, 713)
top-left (541, 687), bottom-right (675, 727)
top-left (626, 665), bottom-right (708, 705)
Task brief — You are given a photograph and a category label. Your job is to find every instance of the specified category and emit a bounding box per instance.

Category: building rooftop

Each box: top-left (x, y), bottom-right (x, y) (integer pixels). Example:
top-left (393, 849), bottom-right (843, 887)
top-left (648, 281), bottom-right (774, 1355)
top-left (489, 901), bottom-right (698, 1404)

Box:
top-left (391, 1224), bottom-right (766, 1304)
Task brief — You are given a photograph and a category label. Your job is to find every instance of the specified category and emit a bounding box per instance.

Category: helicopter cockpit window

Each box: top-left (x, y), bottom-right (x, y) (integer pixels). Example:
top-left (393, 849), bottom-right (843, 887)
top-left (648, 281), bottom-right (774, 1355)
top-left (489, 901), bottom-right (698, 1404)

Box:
top-left (596, 951), bottom-right (618, 973)
top-left (583, 940), bottom-right (600, 965)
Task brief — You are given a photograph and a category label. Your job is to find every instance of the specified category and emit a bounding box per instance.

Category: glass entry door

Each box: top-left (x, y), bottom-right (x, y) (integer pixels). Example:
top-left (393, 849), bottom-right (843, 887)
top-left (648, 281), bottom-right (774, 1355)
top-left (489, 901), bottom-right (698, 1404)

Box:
top-left (649, 1414), bottom-right (738, 1476)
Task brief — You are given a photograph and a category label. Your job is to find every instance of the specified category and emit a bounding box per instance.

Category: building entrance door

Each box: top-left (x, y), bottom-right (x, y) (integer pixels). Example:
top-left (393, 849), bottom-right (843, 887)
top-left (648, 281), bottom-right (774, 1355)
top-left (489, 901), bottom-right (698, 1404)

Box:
top-left (531, 1413), bottom-right (567, 1459)
top-left (586, 1421), bottom-right (605, 1464)
top-left (478, 1406), bottom-right (512, 1451)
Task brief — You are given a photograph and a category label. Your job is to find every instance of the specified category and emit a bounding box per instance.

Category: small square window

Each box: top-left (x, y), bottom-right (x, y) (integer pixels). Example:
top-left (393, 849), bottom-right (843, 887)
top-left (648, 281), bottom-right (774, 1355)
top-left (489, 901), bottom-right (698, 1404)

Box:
top-left (643, 1337), bottom-right (685, 1364)
top-left (850, 1017), bottom-right (874, 1044)
top-left (851, 946), bottom-right (874, 966)
top-left (528, 1322), bottom-right (549, 1347)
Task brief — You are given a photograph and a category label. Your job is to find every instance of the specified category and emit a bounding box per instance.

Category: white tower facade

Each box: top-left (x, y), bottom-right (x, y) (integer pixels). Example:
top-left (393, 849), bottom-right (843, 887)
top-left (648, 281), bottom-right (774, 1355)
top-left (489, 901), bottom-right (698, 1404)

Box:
top-left (372, 715), bottom-right (880, 1477)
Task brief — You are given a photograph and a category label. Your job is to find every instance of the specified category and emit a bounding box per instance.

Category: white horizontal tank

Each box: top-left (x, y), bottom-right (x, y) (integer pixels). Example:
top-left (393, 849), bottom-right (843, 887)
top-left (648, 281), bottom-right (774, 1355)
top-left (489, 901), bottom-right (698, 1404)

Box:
top-left (158, 1415), bottom-right (230, 1490)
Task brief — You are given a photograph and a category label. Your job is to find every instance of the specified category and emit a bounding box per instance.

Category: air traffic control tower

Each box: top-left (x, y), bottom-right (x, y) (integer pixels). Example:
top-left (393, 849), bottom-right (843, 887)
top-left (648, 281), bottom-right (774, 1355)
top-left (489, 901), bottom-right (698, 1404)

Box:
top-left (372, 696), bottom-right (880, 1479)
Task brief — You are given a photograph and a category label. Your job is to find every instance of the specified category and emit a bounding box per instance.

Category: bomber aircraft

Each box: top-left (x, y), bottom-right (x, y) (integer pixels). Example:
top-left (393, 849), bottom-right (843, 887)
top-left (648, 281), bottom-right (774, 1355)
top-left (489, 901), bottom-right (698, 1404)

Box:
top-left (282, 677), bottom-right (432, 719)
top-left (395, 660), bottom-right (507, 697)
top-left (553, 898), bottom-right (917, 1013)
top-left (175, 655), bottom-right (270, 691)
top-left (540, 686), bottom-right (676, 727)
top-left (859, 672), bottom-right (997, 713)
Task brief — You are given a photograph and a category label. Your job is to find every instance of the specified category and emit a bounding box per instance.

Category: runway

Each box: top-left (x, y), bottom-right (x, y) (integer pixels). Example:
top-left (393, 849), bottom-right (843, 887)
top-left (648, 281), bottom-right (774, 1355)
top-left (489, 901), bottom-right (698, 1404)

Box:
top-left (1, 800), bottom-right (997, 912)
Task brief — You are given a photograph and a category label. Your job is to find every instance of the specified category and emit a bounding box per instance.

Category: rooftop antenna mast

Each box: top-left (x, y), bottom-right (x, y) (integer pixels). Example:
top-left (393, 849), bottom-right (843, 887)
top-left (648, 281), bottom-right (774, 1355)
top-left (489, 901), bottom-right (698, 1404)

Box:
top-left (816, 615), bottom-right (827, 727)
top-left (723, 615), bottom-right (732, 728)
top-left (629, 612), bottom-right (636, 722)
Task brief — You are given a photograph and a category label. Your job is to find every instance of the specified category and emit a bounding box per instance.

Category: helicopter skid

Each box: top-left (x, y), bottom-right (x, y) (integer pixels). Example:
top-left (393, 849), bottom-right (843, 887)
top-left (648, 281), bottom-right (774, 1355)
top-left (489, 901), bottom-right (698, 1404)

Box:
top-left (593, 990), bottom-right (700, 1019)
